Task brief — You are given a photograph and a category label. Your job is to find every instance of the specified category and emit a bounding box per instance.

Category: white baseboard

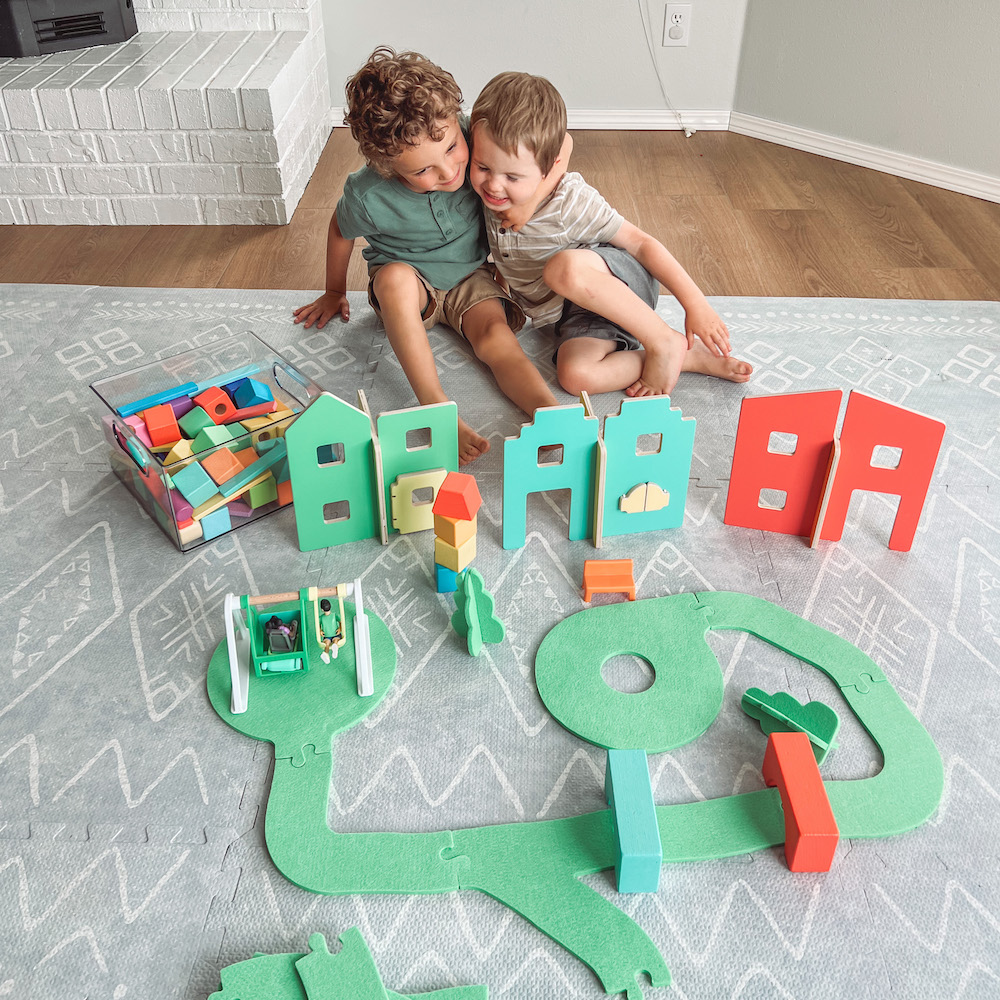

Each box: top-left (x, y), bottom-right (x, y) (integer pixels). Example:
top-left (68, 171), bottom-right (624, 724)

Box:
top-left (730, 112), bottom-right (1000, 205)
top-left (565, 109), bottom-right (731, 131)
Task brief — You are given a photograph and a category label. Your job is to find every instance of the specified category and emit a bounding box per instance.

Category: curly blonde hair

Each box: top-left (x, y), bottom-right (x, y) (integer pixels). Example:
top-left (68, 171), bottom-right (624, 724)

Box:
top-left (344, 47), bottom-right (463, 177)
top-left (470, 72), bottom-right (566, 176)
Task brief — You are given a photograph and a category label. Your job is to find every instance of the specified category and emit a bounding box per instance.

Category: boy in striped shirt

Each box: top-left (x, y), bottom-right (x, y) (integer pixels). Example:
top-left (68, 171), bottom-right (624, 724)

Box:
top-left (469, 72), bottom-right (753, 398)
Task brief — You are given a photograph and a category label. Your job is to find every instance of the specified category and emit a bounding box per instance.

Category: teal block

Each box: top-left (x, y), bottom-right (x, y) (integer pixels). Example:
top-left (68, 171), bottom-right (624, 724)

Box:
top-left (605, 749), bottom-right (662, 893)
top-left (233, 376), bottom-right (274, 408)
top-left (171, 460), bottom-right (217, 507)
top-left (199, 505), bottom-right (232, 541)
top-left (376, 402), bottom-right (458, 533)
top-left (219, 438), bottom-right (286, 497)
top-left (502, 404), bottom-right (599, 549)
top-left (285, 391), bottom-right (380, 551)
top-left (601, 396), bottom-right (695, 538)
top-left (435, 562), bottom-right (459, 593)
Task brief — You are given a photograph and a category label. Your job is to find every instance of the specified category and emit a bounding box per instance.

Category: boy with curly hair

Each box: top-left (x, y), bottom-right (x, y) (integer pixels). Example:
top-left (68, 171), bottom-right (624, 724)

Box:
top-left (294, 48), bottom-right (564, 464)
top-left (469, 72), bottom-right (753, 398)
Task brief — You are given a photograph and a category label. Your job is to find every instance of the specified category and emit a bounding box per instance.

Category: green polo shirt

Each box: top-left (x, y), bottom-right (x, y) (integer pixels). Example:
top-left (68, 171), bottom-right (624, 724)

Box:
top-left (336, 162), bottom-right (488, 293)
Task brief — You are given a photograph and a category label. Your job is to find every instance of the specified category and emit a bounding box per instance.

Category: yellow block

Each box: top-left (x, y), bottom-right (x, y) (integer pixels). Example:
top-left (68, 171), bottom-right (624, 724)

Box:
top-left (434, 534), bottom-right (476, 573)
top-left (434, 512), bottom-right (477, 547)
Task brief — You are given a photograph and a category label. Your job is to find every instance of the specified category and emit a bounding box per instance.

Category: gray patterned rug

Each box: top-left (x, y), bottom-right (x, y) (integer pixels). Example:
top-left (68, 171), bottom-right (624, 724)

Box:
top-left (2, 285), bottom-right (999, 1000)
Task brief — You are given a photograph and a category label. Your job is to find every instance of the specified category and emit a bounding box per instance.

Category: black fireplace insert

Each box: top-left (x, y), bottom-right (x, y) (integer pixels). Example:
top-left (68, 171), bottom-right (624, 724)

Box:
top-left (0, 0), bottom-right (138, 57)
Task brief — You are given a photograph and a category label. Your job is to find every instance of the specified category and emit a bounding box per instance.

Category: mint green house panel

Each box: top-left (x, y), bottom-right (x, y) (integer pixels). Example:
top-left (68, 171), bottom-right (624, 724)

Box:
top-left (601, 396), bottom-right (695, 537)
top-left (285, 392), bottom-right (379, 551)
top-left (502, 404), bottom-right (599, 549)
top-left (376, 402), bottom-right (458, 534)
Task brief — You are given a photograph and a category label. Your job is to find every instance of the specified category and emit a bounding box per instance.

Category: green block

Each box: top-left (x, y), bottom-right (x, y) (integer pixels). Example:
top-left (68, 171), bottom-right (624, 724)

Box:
top-left (191, 423), bottom-right (237, 455)
top-left (247, 475), bottom-right (278, 508)
top-left (178, 405), bottom-right (214, 439)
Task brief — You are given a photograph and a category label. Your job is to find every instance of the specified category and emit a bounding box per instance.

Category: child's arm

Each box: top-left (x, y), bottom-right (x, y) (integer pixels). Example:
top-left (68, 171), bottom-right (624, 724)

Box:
top-left (293, 211), bottom-right (354, 329)
top-left (610, 221), bottom-right (731, 356)
top-left (500, 132), bottom-right (574, 232)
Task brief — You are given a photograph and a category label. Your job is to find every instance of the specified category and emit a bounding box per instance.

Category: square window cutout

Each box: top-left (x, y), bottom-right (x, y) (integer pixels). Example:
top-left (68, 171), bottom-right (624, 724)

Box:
top-left (411, 486), bottom-right (435, 506)
top-left (767, 431), bottom-right (798, 455)
top-left (636, 433), bottom-right (662, 456)
top-left (317, 442), bottom-right (345, 467)
top-left (406, 426), bottom-right (432, 451)
top-left (758, 488), bottom-right (787, 510)
top-left (871, 444), bottom-right (902, 469)
top-left (538, 444), bottom-right (563, 466)
top-left (323, 500), bottom-right (350, 523)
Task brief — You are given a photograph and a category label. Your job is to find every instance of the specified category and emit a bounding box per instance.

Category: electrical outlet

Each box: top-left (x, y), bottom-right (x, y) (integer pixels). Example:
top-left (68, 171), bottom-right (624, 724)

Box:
top-left (662, 3), bottom-right (692, 46)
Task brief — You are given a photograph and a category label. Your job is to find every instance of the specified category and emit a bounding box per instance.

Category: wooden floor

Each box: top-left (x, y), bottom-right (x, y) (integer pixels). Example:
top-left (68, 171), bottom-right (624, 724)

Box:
top-left (1, 129), bottom-right (998, 299)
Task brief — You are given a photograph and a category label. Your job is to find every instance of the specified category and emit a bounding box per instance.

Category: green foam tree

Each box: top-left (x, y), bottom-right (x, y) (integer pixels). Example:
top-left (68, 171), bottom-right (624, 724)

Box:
top-left (451, 568), bottom-right (505, 657)
top-left (741, 687), bottom-right (840, 763)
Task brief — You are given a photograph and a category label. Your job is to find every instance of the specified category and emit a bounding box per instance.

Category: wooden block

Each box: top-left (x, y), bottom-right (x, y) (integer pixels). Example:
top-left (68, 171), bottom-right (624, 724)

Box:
top-left (193, 385), bottom-right (237, 425)
top-left (201, 447), bottom-right (245, 485)
top-left (431, 470), bottom-right (482, 520)
top-left (762, 731), bottom-right (839, 872)
top-left (605, 749), bottom-right (661, 893)
top-left (433, 512), bottom-right (477, 547)
top-left (434, 534), bottom-right (476, 573)
top-left (276, 479), bottom-right (293, 507)
top-left (582, 559), bottom-right (636, 602)
top-left (143, 403), bottom-right (181, 448)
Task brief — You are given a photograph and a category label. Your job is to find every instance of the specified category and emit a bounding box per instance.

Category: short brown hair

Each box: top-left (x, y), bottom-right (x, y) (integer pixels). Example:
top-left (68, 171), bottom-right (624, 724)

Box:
top-left (470, 72), bottom-right (566, 176)
top-left (344, 46), bottom-right (463, 177)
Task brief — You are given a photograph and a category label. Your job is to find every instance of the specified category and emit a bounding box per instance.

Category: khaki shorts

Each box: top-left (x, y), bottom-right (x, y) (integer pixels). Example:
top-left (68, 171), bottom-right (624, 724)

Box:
top-left (368, 262), bottom-right (525, 337)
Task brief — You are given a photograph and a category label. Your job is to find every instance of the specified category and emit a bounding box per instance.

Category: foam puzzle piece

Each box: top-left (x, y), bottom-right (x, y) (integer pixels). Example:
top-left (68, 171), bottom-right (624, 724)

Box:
top-left (390, 468), bottom-right (447, 533)
top-left (601, 396), bottom-right (695, 538)
top-left (535, 594), bottom-right (723, 752)
top-left (502, 403), bottom-right (599, 549)
top-left (605, 749), bottom-right (662, 893)
top-left (741, 687), bottom-right (840, 763)
top-left (207, 590), bottom-right (944, 999)
top-left (209, 929), bottom-right (487, 1000)
top-left (762, 731), bottom-right (840, 871)
top-left (817, 390), bottom-right (946, 551)
top-left (377, 402), bottom-right (459, 531)
top-left (285, 391), bottom-right (381, 551)
top-left (724, 389), bottom-right (843, 536)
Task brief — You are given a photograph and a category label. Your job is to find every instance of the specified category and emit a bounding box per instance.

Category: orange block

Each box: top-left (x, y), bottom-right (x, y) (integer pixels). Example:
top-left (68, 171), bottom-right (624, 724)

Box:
top-left (432, 470), bottom-right (482, 520)
top-left (143, 403), bottom-right (181, 448)
top-left (582, 559), bottom-right (636, 602)
top-left (762, 731), bottom-right (839, 872)
top-left (201, 447), bottom-right (244, 485)
top-left (434, 512), bottom-right (477, 547)
top-left (233, 446), bottom-right (260, 469)
top-left (276, 479), bottom-right (293, 507)
top-left (193, 385), bottom-right (237, 424)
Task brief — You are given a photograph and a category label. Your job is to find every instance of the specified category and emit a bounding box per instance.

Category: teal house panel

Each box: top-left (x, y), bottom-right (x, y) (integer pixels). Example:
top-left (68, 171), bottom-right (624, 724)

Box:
top-left (502, 404), bottom-right (599, 549)
top-left (285, 392), bottom-right (380, 551)
top-left (601, 396), bottom-right (695, 538)
top-left (376, 402), bottom-right (459, 533)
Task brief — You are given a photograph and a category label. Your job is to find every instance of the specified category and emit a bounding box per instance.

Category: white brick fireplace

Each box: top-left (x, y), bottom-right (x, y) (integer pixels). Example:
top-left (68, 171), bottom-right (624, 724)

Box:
top-left (0, 0), bottom-right (332, 223)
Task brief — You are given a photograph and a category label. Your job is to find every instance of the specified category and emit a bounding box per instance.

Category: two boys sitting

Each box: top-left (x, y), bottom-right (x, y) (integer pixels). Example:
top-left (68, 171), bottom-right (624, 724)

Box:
top-left (294, 48), bottom-right (751, 465)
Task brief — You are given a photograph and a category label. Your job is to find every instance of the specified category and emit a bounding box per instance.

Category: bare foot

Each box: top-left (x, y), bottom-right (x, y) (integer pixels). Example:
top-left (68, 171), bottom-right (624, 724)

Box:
top-left (625, 336), bottom-right (686, 398)
top-left (458, 418), bottom-right (490, 466)
top-left (684, 341), bottom-right (754, 382)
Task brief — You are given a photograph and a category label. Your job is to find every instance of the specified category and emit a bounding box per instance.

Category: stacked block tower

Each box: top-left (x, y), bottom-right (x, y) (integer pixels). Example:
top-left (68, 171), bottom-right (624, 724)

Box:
top-left (431, 471), bottom-right (482, 592)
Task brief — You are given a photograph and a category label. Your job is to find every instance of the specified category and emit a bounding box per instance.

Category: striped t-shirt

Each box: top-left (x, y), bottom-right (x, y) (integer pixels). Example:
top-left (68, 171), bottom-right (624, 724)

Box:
top-left (484, 172), bottom-right (624, 328)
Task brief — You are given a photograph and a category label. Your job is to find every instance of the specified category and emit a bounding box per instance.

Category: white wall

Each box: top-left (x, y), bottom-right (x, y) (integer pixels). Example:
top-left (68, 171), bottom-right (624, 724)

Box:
top-left (734, 0), bottom-right (999, 179)
top-left (324, 0), bottom-right (748, 124)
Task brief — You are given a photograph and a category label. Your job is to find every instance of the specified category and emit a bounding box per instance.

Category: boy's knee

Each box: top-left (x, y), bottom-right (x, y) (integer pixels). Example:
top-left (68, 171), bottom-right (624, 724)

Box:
top-left (556, 355), bottom-right (593, 396)
top-left (543, 250), bottom-right (590, 296)
top-left (467, 317), bottom-right (514, 366)
top-left (373, 261), bottom-right (421, 298)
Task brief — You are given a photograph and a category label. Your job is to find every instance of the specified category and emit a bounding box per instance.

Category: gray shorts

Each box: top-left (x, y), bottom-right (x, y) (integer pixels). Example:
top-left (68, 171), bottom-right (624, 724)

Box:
top-left (543, 245), bottom-right (660, 361)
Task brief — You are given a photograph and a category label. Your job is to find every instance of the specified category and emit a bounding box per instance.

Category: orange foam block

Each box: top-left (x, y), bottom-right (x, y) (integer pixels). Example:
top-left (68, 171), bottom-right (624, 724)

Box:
top-left (762, 731), bottom-right (839, 872)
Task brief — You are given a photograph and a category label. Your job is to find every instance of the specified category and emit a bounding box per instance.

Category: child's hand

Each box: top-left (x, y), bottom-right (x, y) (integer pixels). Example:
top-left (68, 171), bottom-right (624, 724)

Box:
top-left (293, 292), bottom-right (350, 329)
top-left (498, 202), bottom-right (534, 232)
top-left (685, 304), bottom-right (731, 356)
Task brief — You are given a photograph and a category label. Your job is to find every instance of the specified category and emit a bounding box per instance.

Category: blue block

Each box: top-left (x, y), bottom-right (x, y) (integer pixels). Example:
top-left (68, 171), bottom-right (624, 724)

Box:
top-left (199, 506), bottom-right (232, 541)
top-left (605, 749), bottom-right (662, 893)
top-left (170, 461), bottom-right (217, 507)
top-left (233, 377), bottom-right (274, 409)
top-left (435, 562), bottom-right (459, 593)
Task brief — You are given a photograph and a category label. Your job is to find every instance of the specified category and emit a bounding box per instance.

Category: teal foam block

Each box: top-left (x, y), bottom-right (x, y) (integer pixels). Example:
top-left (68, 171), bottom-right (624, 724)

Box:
top-left (502, 404), bottom-right (599, 549)
top-left (600, 396), bottom-right (695, 538)
top-left (605, 749), bottom-right (662, 893)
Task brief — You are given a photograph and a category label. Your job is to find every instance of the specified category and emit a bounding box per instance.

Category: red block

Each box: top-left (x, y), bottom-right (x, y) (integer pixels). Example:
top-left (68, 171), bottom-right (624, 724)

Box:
top-left (143, 403), bottom-right (182, 448)
top-left (431, 470), bottom-right (482, 521)
top-left (762, 731), bottom-right (839, 872)
top-left (193, 386), bottom-right (237, 424)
